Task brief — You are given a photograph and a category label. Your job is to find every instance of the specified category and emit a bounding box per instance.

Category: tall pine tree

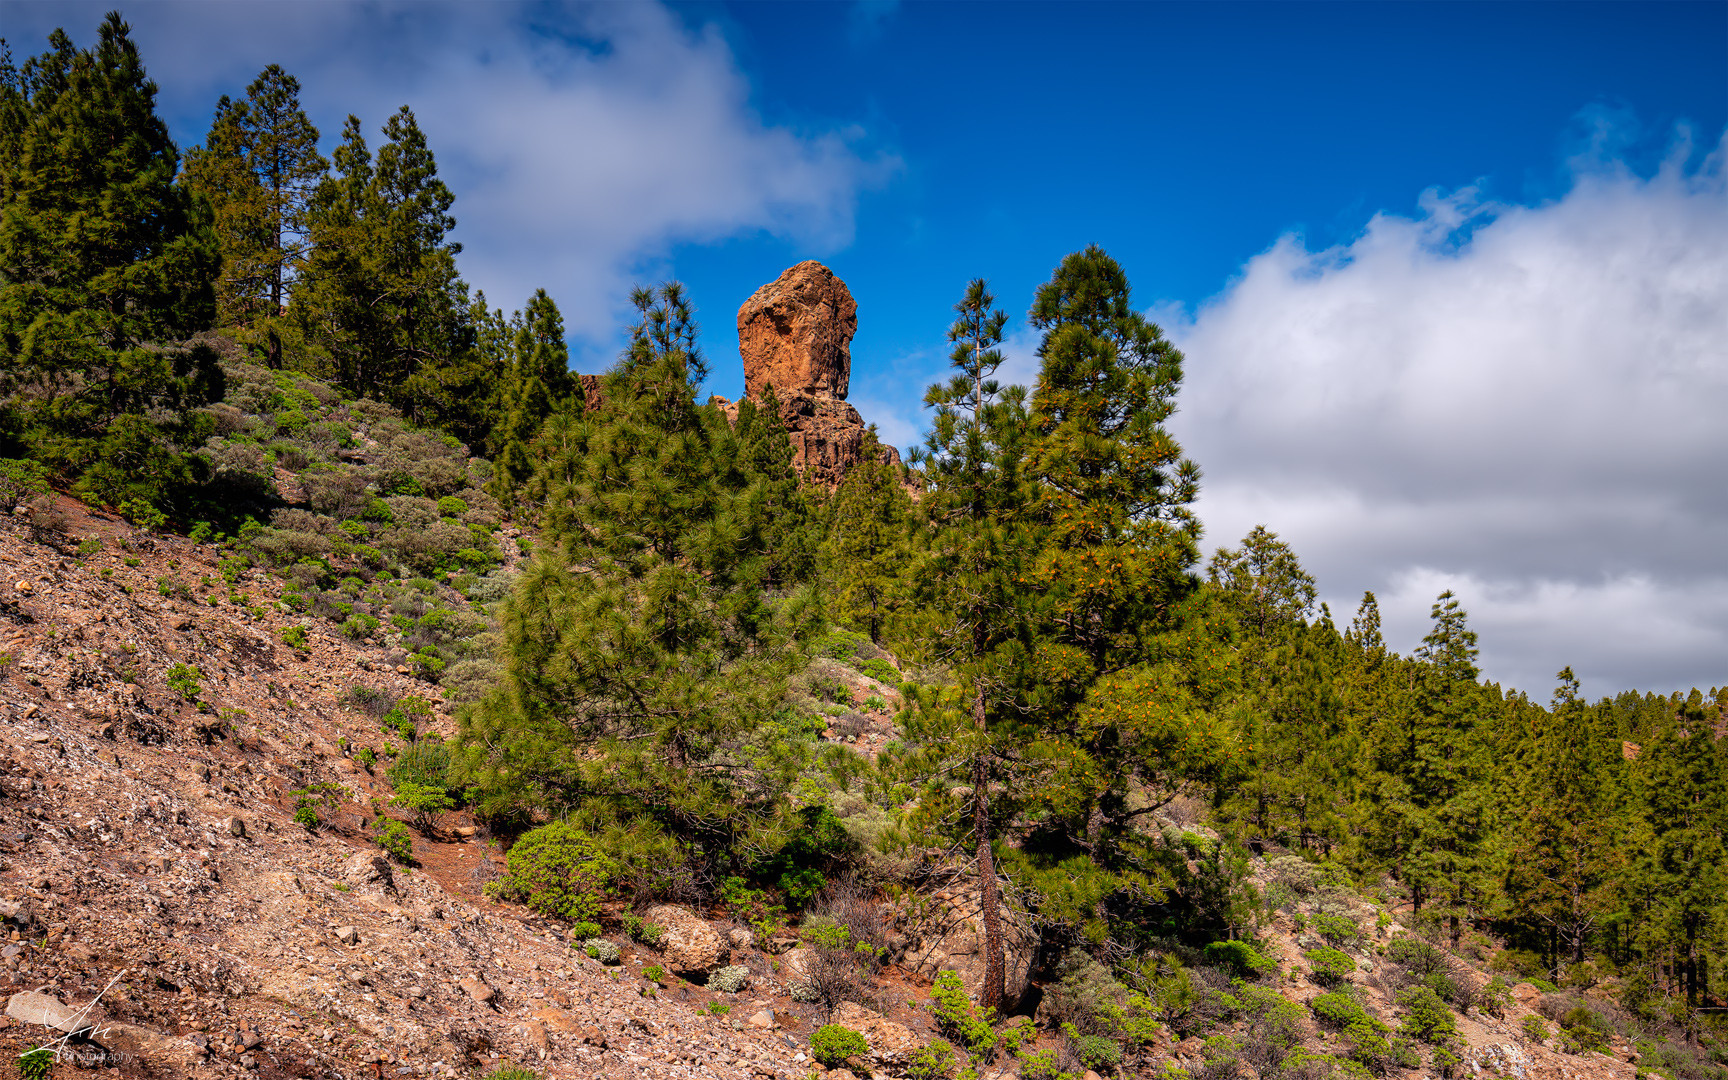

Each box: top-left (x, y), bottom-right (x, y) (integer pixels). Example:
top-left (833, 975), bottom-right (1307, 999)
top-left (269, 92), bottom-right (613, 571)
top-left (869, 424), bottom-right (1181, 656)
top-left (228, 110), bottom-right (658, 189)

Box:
top-left (293, 106), bottom-right (469, 416)
top-left (0, 13), bottom-right (222, 512)
top-left (180, 64), bottom-right (325, 367)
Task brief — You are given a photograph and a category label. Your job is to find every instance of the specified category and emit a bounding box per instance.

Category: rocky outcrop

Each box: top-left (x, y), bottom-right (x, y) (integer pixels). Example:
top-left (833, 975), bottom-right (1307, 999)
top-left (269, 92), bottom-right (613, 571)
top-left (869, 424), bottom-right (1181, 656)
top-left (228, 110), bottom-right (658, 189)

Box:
top-left (723, 261), bottom-right (904, 488)
top-left (643, 904), bottom-right (729, 979)
top-left (737, 261), bottom-right (856, 400)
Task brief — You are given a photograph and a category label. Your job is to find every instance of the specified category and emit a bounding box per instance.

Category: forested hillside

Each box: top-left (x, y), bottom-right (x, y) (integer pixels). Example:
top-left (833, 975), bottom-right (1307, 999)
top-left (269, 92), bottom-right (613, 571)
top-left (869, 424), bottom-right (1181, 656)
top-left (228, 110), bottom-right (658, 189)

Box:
top-left (2, 14), bottom-right (1723, 1080)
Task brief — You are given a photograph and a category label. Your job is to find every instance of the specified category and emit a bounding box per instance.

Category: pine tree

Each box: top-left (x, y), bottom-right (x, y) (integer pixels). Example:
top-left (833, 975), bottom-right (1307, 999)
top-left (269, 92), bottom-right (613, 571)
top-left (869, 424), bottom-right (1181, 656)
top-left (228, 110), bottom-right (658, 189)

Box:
top-left (1622, 692), bottom-right (1728, 1009)
top-left (1013, 247), bottom-right (1215, 904)
top-left (294, 107), bottom-right (469, 415)
top-left (903, 278), bottom-right (1039, 1012)
top-left (1504, 668), bottom-right (1622, 976)
top-left (180, 64), bottom-right (325, 367)
top-left (459, 283), bottom-right (816, 870)
top-left (822, 426), bottom-right (912, 645)
top-left (735, 388), bottom-right (817, 589)
top-left (1207, 527), bottom-right (1347, 852)
top-left (0, 14), bottom-right (222, 511)
top-left (1361, 592), bottom-right (1494, 942)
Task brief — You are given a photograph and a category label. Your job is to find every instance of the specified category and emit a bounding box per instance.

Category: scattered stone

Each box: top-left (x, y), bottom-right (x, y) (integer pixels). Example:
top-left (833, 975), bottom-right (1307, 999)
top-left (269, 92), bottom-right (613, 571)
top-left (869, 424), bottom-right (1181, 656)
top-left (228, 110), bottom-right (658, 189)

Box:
top-left (460, 976), bottom-right (495, 1004)
top-left (746, 1008), bottom-right (776, 1030)
top-left (225, 815), bottom-right (246, 837)
top-left (333, 925), bottom-right (359, 945)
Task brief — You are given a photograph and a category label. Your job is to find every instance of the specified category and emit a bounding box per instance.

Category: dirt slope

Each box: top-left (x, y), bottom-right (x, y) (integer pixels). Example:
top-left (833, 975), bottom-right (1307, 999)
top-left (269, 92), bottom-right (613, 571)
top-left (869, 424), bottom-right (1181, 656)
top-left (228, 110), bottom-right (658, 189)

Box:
top-left (0, 499), bottom-right (826, 1080)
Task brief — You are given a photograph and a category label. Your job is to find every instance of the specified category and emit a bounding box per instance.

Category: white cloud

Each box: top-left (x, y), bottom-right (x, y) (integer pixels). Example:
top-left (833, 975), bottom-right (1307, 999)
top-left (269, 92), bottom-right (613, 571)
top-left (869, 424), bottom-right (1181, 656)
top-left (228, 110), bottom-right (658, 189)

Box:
top-left (1167, 126), bottom-right (1728, 698)
top-left (7, 1), bottom-right (897, 342)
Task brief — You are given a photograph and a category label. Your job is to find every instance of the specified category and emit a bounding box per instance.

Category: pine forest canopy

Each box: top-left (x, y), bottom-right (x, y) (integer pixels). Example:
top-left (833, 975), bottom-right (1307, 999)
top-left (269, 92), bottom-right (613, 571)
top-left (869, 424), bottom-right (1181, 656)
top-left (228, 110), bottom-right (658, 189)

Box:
top-left (1, 12), bottom-right (1723, 1039)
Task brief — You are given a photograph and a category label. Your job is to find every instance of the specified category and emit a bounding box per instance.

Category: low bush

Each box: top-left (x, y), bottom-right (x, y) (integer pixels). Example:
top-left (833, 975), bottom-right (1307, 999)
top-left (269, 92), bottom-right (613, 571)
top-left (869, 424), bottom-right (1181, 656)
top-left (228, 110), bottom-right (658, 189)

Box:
top-left (483, 820), bottom-right (614, 923)
top-left (1312, 911), bottom-right (1361, 947)
top-left (906, 1040), bottom-right (957, 1080)
top-left (931, 969), bottom-right (1000, 1058)
top-left (377, 819), bottom-right (415, 865)
top-left (1203, 939), bottom-right (1277, 980)
top-left (1069, 1030), bottom-right (1124, 1072)
top-left (1395, 986), bottom-right (1458, 1044)
top-left (709, 965), bottom-right (749, 993)
top-left (1306, 947), bottom-right (1356, 987)
top-left (1311, 990), bottom-right (1372, 1032)
top-left (810, 1025), bottom-right (868, 1069)
top-left (1044, 949), bottom-right (1129, 1036)
top-left (582, 938), bottom-right (620, 964)
top-left (391, 782), bottom-right (454, 833)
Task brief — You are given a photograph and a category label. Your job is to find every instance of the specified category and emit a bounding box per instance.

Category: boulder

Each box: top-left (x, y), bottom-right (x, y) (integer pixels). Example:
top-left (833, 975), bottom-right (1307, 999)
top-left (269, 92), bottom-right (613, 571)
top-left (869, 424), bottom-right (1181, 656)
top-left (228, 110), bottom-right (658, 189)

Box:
top-left (341, 852), bottom-right (395, 894)
top-left (644, 904), bottom-right (729, 977)
top-left (902, 882), bottom-right (1038, 1009)
top-left (738, 260), bottom-right (857, 400)
top-left (7, 990), bottom-right (93, 1034)
top-left (832, 1001), bottom-right (919, 1068)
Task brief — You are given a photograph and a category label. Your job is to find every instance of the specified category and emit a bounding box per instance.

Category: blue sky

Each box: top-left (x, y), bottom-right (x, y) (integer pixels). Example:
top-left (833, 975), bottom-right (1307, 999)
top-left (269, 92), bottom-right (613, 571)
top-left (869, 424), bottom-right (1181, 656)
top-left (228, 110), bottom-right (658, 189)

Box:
top-left (6, 1), bottom-right (1725, 698)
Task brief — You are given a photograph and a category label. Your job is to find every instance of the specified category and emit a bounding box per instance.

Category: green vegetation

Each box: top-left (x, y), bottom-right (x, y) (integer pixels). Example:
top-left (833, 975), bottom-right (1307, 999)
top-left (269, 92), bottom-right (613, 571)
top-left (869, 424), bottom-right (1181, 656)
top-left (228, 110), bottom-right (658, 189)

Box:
top-left (376, 818), bottom-right (414, 865)
top-left (481, 820), bottom-right (611, 923)
top-left (2, 14), bottom-right (1723, 1070)
top-left (809, 1024), bottom-right (868, 1068)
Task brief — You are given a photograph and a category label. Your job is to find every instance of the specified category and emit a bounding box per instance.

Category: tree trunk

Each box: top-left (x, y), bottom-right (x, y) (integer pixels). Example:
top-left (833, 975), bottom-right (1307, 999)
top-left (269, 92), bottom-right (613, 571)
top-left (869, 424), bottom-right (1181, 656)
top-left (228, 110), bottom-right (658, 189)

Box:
top-left (973, 688), bottom-right (1005, 1013)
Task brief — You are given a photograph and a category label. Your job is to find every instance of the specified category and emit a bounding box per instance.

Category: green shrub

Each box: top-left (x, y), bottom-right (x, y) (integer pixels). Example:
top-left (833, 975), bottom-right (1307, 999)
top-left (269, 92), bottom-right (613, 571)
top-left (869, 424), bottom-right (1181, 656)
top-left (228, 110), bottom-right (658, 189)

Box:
top-left (1070, 1031), bottom-right (1124, 1071)
top-left (583, 938), bottom-right (620, 964)
top-left (1306, 947), bottom-right (1356, 987)
top-left (391, 782), bottom-right (454, 832)
top-left (570, 921), bottom-right (602, 941)
top-left (1311, 991), bottom-right (1372, 1031)
top-left (859, 657), bottom-right (899, 684)
top-left (377, 819), bottom-right (415, 865)
top-left (1043, 950), bottom-right (1128, 1036)
top-left (436, 495), bottom-right (469, 518)
top-left (810, 1025), bottom-right (868, 1068)
top-left (282, 625), bottom-right (309, 653)
top-left (387, 736), bottom-right (452, 787)
top-left (642, 964), bottom-right (666, 984)
top-left (710, 965), bottom-right (749, 993)
top-left (1522, 1015), bottom-right (1550, 1043)
top-left (0, 458), bottom-right (52, 504)
top-left (1203, 939), bottom-right (1277, 980)
top-left (1479, 976), bottom-right (1513, 1018)
top-left (482, 1068), bottom-right (543, 1080)
top-left (1386, 935), bottom-right (1450, 977)
top-left (906, 1040), bottom-right (957, 1080)
top-left (1019, 1047), bottom-right (1065, 1080)
top-left (1558, 1006), bottom-right (1610, 1054)
top-left (1395, 986), bottom-right (1458, 1044)
top-left (353, 745), bottom-right (377, 770)
top-left (1312, 911), bottom-right (1361, 947)
top-left (930, 969), bottom-right (998, 1056)
top-left (165, 662), bottom-right (203, 703)
top-left (19, 1045), bottom-right (55, 1080)
top-left (483, 820), bottom-right (613, 922)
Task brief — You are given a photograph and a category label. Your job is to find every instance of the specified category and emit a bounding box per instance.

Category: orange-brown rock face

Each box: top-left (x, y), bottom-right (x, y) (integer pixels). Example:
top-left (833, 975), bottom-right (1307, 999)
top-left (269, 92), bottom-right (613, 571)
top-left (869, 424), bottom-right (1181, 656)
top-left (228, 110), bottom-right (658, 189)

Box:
top-left (737, 260), bottom-right (857, 401)
top-left (730, 261), bottom-right (906, 488)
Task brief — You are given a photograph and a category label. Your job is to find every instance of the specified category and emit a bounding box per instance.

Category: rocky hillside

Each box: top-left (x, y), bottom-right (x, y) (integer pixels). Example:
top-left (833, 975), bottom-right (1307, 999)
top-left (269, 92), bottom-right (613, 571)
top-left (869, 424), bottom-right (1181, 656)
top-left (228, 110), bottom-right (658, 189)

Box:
top-left (0, 500), bottom-right (872, 1080)
top-left (0, 499), bottom-right (1690, 1080)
